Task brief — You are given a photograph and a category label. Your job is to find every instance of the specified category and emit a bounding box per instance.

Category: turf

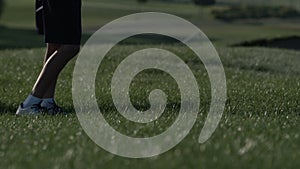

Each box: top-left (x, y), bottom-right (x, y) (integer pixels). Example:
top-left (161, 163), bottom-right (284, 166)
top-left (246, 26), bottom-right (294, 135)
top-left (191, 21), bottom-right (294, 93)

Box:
top-left (0, 45), bottom-right (299, 169)
top-left (0, 0), bottom-right (300, 169)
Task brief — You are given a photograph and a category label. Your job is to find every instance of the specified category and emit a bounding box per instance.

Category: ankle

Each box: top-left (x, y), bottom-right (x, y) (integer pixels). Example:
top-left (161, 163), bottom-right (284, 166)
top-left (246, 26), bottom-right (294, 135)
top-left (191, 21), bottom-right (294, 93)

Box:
top-left (23, 94), bottom-right (42, 107)
top-left (41, 98), bottom-right (55, 108)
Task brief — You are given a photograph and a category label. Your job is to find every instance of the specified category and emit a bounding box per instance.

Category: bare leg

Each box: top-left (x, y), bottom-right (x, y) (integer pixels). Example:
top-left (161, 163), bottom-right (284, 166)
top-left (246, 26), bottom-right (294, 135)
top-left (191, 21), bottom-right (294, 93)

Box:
top-left (44, 44), bottom-right (61, 64)
top-left (32, 44), bottom-right (80, 98)
top-left (42, 43), bottom-right (61, 98)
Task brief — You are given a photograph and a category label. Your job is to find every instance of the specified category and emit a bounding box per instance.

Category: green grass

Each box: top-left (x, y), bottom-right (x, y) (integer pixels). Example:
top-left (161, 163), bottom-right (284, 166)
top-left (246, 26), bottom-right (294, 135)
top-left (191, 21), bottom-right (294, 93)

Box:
top-left (0, 45), bottom-right (299, 169)
top-left (0, 0), bottom-right (300, 169)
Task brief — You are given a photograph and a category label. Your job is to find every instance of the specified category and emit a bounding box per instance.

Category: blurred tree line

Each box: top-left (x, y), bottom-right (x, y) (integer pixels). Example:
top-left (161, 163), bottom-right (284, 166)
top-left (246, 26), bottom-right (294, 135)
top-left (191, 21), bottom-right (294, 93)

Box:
top-left (0, 0), bottom-right (4, 18)
top-left (137, 0), bottom-right (216, 5)
top-left (212, 5), bottom-right (300, 21)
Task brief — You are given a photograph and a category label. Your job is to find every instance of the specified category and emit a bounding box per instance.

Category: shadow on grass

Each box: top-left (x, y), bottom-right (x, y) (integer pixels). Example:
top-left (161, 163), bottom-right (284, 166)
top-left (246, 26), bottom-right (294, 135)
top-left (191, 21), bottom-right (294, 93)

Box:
top-left (0, 102), bottom-right (17, 115)
top-left (0, 25), bottom-right (218, 50)
top-left (0, 101), bottom-right (76, 115)
top-left (232, 36), bottom-right (300, 51)
top-left (0, 25), bottom-right (44, 50)
top-left (0, 25), bottom-right (91, 50)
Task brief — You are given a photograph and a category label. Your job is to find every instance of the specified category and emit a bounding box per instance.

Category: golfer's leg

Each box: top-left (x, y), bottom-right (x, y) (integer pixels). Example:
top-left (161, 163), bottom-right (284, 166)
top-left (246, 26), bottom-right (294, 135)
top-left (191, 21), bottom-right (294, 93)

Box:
top-left (31, 45), bottom-right (80, 98)
top-left (43, 43), bottom-right (61, 98)
top-left (44, 43), bottom-right (61, 64)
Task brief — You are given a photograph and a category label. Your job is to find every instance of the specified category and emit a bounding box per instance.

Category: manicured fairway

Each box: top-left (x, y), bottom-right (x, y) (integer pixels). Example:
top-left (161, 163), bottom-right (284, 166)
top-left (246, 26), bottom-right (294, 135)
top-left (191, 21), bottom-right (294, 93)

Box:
top-left (0, 0), bottom-right (299, 169)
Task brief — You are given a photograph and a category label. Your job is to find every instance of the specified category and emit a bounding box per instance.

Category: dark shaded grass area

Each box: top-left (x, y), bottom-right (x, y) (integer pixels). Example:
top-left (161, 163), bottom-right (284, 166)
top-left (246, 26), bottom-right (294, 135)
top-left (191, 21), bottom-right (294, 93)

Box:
top-left (0, 25), bottom-right (90, 50)
top-left (0, 25), bottom-right (44, 50)
top-left (233, 36), bottom-right (300, 51)
top-left (0, 26), bottom-right (216, 50)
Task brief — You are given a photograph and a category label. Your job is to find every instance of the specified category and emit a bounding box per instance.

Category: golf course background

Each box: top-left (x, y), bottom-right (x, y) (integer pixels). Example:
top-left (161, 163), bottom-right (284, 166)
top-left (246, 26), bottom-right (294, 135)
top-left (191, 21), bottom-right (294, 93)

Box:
top-left (0, 0), bottom-right (299, 168)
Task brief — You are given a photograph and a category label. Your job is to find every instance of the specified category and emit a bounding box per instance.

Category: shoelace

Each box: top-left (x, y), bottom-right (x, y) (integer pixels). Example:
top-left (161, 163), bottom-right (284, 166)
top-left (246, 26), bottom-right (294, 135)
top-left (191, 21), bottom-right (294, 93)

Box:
top-left (30, 103), bottom-right (42, 112)
top-left (47, 102), bottom-right (64, 114)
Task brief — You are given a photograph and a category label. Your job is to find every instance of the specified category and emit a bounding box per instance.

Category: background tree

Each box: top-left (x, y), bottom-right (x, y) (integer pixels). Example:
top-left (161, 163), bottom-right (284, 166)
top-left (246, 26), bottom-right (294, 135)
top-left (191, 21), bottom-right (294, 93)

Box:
top-left (0, 0), bottom-right (4, 18)
top-left (137, 0), bottom-right (148, 3)
top-left (192, 0), bottom-right (215, 6)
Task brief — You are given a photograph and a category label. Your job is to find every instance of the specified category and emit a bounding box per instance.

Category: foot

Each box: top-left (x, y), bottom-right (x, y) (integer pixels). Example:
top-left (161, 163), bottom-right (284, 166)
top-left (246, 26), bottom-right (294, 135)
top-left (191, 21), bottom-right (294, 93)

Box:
top-left (42, 102), bottom-right (66, 115)
top-left (16, 102), bottom-right (43, 115)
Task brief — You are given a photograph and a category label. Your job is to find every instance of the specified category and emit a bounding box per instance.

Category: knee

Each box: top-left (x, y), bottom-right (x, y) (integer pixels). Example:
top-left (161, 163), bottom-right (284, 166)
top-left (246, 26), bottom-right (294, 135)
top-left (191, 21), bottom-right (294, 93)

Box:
top-left (62, 45), bottom-right (80, 58)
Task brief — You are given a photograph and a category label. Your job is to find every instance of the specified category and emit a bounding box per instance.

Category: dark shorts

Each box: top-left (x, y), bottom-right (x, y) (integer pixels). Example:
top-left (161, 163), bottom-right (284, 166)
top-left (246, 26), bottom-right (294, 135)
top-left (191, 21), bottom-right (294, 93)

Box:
top-left (43, 0), bottom-right (82, 45)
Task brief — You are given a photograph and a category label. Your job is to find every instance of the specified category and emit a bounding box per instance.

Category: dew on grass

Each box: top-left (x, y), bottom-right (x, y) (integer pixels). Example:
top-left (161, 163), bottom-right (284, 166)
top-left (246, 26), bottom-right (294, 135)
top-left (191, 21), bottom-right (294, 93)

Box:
top-left (32, 149), bottom-right (38, 155)
top-left (69, 136), bottom-right (74, 140)
top-left (42, 145), bottom-right (48, 151)
top-left (64, 149), bottom-right (74, 160)
top-left (76, 131), bottom-right (82, 136)
top-left (27, 124), bottom-right (33, 129)
top-left (238, 138), bottom-right (257, 155)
